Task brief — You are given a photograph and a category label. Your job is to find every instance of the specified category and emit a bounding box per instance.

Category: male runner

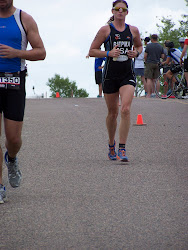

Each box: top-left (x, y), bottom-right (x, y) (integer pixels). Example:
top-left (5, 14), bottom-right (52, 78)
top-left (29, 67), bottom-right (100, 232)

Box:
top-left (0, 0), bottom-right (46, 203)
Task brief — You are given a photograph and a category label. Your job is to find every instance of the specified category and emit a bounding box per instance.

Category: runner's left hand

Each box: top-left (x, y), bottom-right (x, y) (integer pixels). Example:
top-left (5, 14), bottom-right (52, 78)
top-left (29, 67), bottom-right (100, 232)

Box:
top-left (127, 50), bottom-right (138, 59)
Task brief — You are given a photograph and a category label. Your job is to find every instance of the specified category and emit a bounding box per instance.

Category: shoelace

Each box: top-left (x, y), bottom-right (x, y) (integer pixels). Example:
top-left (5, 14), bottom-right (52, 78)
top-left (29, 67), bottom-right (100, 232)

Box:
top-left (109, 147), bottom-right (116, 156)
top-left (119, 149), bottom-right (126, 156)
top-left (8, 162), bottom-right (19, 176)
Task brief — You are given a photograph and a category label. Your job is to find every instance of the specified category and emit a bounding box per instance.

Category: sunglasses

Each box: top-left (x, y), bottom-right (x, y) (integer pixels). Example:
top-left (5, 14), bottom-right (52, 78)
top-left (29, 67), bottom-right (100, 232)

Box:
top-left (112, 7), bottom-right (128, 12)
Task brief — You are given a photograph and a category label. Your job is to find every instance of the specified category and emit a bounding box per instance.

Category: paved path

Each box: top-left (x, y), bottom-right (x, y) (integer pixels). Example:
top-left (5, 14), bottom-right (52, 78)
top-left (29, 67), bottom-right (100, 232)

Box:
top-left (1, 97), bottom-right (188, 250)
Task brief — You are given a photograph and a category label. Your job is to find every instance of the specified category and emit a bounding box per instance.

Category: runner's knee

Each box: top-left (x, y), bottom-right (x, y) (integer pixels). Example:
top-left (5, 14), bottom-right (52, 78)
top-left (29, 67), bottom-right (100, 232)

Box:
top-left (6, 134), bottom-right (22, 146)
top-left (121, 105), bottom-right (130, 117)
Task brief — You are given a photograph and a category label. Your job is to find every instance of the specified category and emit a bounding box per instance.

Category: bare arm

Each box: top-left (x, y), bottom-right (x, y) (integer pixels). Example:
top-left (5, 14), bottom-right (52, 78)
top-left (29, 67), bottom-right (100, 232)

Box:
top-left (128, 25), bottom-right (143, 59)
top-left (180, 44), bottom-right (188, 59)
top-left (162, 56), bottom-right (170, 65)
top-left (89, 25), bottom-right (121, 58)
top-left (180, 44), bottom-right (187, 65)
top-left (144, 52), bottom-right (147, 62)
top-left (21, 11), bottom-right (46, 61)
top-left (0, 11), bottom-right (46, 61)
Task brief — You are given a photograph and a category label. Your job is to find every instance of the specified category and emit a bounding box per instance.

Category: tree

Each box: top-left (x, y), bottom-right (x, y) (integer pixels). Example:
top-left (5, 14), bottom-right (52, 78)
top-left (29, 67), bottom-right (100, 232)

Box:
top-left (47, 74), bottom-right (89, 98)
top-left (156, 17), bottom-right (181, 48)
top-left (179, 0), bottom-right (188, 36)
top-left (156, 0), bottom-right (188, 47)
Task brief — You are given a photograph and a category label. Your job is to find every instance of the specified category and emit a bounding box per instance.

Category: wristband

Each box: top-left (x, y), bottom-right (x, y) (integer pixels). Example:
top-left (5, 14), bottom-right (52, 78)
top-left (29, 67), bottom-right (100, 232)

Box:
top-left (107, 51), bottom-right (110, 57)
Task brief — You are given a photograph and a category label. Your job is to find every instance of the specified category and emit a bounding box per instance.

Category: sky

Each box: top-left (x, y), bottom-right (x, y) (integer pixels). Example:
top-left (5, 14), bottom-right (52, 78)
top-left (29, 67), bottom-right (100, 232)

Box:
top-left (13, 0), bottom-right (188, 98)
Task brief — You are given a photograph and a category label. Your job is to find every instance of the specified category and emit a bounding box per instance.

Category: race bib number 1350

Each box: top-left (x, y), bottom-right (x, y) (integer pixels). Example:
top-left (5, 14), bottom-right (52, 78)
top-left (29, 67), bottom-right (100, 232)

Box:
top-left (0, 76), bottom-right (20, 89)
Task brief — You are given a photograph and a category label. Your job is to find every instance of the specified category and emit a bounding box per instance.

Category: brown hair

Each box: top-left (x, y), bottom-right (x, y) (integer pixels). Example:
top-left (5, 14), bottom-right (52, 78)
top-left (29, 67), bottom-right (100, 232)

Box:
top-left (113, 0), bottom-right (128, 8)
top-left (107, 0), bottom-right (128, 24)
top-left (151, 34), bottom-right (158, 41)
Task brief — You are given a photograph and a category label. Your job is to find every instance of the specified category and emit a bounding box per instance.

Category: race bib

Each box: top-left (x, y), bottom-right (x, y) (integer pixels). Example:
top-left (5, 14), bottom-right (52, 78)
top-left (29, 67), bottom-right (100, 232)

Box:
top-left (116, 55), bottom-right (129, 62)
top-left (0, 73), bottom-right (20, 90)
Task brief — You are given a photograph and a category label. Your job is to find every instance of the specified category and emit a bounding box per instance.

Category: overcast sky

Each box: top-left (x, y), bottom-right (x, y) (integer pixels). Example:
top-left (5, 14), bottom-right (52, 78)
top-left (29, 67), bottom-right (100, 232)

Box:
top-left (14, 0), bottom-right (187, 98)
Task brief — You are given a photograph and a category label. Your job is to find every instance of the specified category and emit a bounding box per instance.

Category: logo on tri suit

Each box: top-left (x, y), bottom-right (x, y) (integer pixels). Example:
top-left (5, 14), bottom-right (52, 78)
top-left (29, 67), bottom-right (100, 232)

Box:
top-left (115, 34), bottom-right (121, 40)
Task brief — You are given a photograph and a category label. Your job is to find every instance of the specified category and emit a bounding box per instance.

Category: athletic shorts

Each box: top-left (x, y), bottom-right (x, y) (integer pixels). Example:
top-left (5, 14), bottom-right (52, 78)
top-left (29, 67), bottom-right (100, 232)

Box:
top-left (170, 64), bottom-right (181, 74)
top-left (134, 68), bottom-right (145, 77)
top-left (163, 66), bottom-right (170, 74)
top-left (95, 71), bottom-right (102, 85)
top-left (144, 63), bottom-right (160, 79)
top-left (184, 59), bottom-right (188, 72)
top-left (103, 74), bottom-right (136, 94)
top-left (0, 70), bottom-right (26, 121)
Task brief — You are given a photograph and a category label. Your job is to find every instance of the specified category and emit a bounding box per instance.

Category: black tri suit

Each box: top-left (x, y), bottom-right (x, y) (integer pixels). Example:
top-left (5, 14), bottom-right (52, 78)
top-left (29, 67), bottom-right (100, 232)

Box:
top-left (103, 23), bottom-right (136, 94)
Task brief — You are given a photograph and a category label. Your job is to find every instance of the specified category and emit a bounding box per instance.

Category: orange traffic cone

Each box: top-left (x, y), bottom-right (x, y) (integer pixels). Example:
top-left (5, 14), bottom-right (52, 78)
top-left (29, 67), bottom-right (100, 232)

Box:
top-left (134, 114), bottom-right (147, 126)
top-left (56, 92), bottom-right (60, 98)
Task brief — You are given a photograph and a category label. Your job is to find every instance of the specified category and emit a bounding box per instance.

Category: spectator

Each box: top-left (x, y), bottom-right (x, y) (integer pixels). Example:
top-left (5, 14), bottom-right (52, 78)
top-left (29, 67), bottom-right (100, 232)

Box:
top-left (86, 51), bottom-right (105, 98)
top-left (94, 57), bottom-right (106, 97)
top-left (178, 37), bottom-right (185, 52)
top-left (180, 31), bottom-right (188, 97)
top-left (134, 41), bottom-right (147, 96)
top-left (144, 34), bottom-right (165, 98)
top-left (162, 41), bottom-right (181, 98)
top-left (144, 37), bottom-right (150, 47)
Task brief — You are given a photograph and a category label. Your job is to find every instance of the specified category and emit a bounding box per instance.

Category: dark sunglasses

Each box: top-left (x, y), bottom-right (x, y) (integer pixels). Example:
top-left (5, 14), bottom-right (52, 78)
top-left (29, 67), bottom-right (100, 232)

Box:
top-left (112, 6), bottom-right (128, 12)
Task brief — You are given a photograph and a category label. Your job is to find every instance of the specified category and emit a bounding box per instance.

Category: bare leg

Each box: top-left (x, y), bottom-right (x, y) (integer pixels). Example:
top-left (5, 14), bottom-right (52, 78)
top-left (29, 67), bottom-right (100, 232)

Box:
top-left (4, 118), bottom-right (23, 158)
top-left (152, 79), bottom-right (156, 94)
top-left (99, 83), bottom-right (102, 97)
top-left (141, 75), bottom-right (147, 94)
top-left (184, 72), bottom-right (188, 85)
top-left (104, 92), bottom-right (119, 145)
top-left (119, 85), bottom-right (135, 144)
top-left (146, 78), bottom-right (153, 97)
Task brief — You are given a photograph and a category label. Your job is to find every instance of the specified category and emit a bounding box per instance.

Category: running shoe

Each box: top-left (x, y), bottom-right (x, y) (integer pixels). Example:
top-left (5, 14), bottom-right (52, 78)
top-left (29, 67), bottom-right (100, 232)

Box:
top-left (161, 95), bottom-right (167, 98)
top-left (117, 148), bottom-right (129, 162)
top-left (0, 185), bottom-right (6, 204)
top-left (108, 141), bottom-right (117, 160)
top-left (4, 151), bottom-right (22, 188)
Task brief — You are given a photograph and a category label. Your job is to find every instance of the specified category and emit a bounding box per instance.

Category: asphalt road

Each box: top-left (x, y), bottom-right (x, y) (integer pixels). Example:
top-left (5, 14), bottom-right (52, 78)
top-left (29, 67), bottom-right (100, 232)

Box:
top-left (1, 97), bottom-right (188, 250)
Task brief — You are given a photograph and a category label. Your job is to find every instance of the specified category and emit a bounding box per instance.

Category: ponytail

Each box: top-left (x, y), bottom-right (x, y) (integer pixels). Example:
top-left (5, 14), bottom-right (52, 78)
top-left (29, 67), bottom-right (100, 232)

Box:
top-left (107, 15), bottom-right (114, 24)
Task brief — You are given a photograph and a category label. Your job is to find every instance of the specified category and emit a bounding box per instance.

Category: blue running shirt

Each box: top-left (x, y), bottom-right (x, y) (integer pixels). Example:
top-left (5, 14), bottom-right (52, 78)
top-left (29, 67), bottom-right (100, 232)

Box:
top-left (0, 9), bottom-right (27, 72)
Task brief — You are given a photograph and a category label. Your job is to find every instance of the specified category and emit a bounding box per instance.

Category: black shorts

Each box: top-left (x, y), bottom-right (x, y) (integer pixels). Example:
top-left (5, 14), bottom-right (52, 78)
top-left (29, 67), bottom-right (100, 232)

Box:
top-left (103, 74), bottom-right (136, 94)
top-left (184, 59), bottom-right (188, 72)
top-left (95, 71), bottom-right (102, 85)
top-left (0, 71), bottom-right (26, 121)
top-left (170, 64), bottom-right (181, 74)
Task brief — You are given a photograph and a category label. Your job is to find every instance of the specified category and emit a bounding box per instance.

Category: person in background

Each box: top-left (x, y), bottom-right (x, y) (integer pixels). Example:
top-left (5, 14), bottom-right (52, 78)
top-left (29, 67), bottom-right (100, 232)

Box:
top-left (180, 31), bottom-right (188, 98)
top-left (0, 0), bottom-right (46, 204)
top-left (95, 57), bottom-right (106, 97)
top-left (144, 34), bottom-right (165, 98)
top-left (144, 37), bottom-right (150, 47)
top-left (134, 40), bottom-right (147, 96)
top-left (143, 37), bottom-right (151, 96)
top-left (89, 0), bottom-right (142, 162)
top-left (178, 37), bottom-right (185, 52)
top-left (161, 41), bottom-right (181, 98)
top-left (86, 50), bottom-right (106, 98)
